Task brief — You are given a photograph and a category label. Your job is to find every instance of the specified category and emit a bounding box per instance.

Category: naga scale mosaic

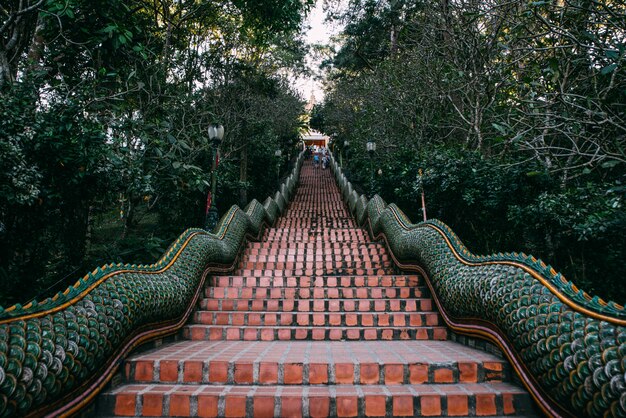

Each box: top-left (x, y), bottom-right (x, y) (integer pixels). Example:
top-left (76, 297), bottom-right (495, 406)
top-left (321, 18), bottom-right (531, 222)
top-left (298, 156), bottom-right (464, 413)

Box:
top-left (1, 147), bottom-right (625, 417)
top-left (329, 155), bottom-right (626, 418)
top-left (0, 154), bottom-right (303, 417)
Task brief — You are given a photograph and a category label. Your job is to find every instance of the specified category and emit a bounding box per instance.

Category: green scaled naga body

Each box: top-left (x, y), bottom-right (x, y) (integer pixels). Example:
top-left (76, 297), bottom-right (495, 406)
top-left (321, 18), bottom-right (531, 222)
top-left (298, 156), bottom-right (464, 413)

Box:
top-left (0, 154), bottom-right (304, 417)
top-left (330, 154), bottom-right (625, 418)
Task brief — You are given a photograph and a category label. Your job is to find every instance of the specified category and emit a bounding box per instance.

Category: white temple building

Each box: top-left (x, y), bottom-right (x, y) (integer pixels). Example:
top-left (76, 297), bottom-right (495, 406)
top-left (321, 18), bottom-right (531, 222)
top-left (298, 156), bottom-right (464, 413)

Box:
top-left (301, 91), bottom-right (329, 148)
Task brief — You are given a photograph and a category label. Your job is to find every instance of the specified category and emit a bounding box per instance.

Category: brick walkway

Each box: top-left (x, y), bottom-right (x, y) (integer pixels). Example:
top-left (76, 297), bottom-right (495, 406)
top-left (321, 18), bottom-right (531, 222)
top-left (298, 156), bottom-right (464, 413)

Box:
top-left (99, 161), bottom-right (534, 417)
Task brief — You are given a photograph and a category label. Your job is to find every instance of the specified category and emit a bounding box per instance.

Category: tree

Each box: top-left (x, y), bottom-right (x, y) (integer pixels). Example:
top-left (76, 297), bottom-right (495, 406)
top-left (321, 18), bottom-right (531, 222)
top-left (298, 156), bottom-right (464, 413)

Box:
top-left (0, 0), bottom-right (45, 90)
top-left (315, 0), bottom-right (626, 303)
top-left (0, 0), bottom-right (312, 306)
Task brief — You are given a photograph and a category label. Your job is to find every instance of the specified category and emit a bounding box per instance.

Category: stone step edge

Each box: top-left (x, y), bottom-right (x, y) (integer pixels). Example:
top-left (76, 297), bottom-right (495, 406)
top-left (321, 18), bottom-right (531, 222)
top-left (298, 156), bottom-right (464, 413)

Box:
top-left (207, 276), bottom-right (420, 286)
top-left (199, 297), bottom-right (434, 304)
top-left (246, 242), bottom-right (385, 248)
top-left (209, 274), bottom-right (419, 279)
top-left (263, 227), bottom-right (369, 231)
top-left (205, 286), bottom-right (430, 298)
top-left (182, 326), bottom-right (449, 342)
top-left (192, 312), bottom-right (442, 328)
top-left (200, 297), bottom-right (433, 306)
top-left (241, 253), bottom-right (391, 258)
top-left (197, 299), bottom-right (434, 313)
top-left (229, 270), bottom-right (397, 278)
top-left (101, 383), bottom-right (533, 417)
top-left (245, 241), bottom-right (385, 247)
top-left (194, 310), bottom-right (441, 315)
top-left (240, 257), bottom-right (390, 262)
top-left (237, 263), bottom-right (395, 270)
top-left (125, 359), bottom-right (509, 386)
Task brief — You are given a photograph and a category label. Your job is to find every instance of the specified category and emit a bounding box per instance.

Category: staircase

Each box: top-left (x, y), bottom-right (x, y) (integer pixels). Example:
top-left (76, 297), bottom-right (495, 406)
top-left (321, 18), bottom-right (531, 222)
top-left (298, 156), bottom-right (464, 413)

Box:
top-left (98, 161), bottom-right (534, 417)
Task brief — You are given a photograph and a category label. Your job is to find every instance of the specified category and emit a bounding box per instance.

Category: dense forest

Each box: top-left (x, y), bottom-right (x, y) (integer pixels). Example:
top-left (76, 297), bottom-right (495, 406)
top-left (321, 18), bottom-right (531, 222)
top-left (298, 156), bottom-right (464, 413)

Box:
top-left (0, 0), bottom-right (313, 307)
top-left (312, 0), bottom-right (626, 303)
top-left (1, 0), bottom-right (625, 308)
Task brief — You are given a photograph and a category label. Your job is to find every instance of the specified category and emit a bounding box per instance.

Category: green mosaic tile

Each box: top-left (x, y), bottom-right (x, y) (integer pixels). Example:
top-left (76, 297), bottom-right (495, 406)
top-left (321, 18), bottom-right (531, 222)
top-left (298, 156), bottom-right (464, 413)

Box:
top-left (330, 154), bottom-right (625, 418)
top-left (0, 152), bottom-right (305, 417)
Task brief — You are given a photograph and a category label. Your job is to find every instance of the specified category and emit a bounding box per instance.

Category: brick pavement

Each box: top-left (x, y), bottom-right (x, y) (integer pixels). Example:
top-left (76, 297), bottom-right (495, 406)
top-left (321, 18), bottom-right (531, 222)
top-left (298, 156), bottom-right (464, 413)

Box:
top-left (98, 161), bottom-right (534, 417)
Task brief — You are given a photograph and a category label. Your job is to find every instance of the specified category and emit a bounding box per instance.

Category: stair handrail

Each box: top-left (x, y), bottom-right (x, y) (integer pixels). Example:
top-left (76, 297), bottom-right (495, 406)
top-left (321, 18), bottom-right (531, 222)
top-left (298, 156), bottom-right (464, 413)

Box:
top-left (329, 153), bottom-right (625, 418)
top-left (0, 151), bottom-right (305, 418)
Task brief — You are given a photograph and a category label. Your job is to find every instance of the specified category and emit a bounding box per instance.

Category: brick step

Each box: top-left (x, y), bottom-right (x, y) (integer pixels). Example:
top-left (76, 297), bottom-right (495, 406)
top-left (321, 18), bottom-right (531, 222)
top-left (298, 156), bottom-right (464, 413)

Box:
top-left (264, 226), bottom-right (367, 232)
top-left (273, 220), bottom-right (358, 228)
top-left (261, 238), bottom-right (371, 245)
top-left (287, 200), bottom-right (348, 205)
top-left (193, 311), bottom-right (442, 328)
top-left (240, 253), bottom-right (390, 262)
top-left (280, 206), bottom-right (350, 211)
top-left (244, 243), bottom-right (388, 255)
top-left (206, 286), bottom-right (429, 300)
top-left (275, 210), bottom-right (352, 215)
top-left (241, 247), bottom-right (390, 262)
top-left (182, 326), bottom-right (448, 341)
top-left (124, 341), bottom-right (510, 386)
top-left (271, 224), bottom-right (359, 230)
top-left (237, 260), bottom-right (394, 271)
top-left (208, 275), bottom-right (421, 288)
top-left (231, 267), bottom-right (396, 277)
top-left (274, 218), bottom-right (356, 224)
top-left (93, 162), bottom-right (535, 417)
top-left (198, 298), bottom-right (434, 313)
top-left (242, 252), bottom-right (389, 260)
top-left (246, 246), bottom-right (384, 254)
top-left (275, 210), bottom-right (352, 214)
top-left (263, 233), bottom-right (370, 241)
top-left (257, 237), bottom-right (373, 243)
top-left (263, 230), bottom-right (370, 241)
top-left (246, 242), bottom-right (384, 250)
top-left (270, 204), bottom-right (347, 208)
top-left (282, 206), bottom-right (348, 212)
top-left (101, 382), bottom-right (532, 417)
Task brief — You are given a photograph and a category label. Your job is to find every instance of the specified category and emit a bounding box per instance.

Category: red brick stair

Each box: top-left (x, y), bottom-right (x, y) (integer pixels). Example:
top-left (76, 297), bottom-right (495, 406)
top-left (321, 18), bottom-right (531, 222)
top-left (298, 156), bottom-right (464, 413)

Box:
top-left (98, 161), bottom-right (535, 417)
top-left (123, 341), bottom-right (511, 386)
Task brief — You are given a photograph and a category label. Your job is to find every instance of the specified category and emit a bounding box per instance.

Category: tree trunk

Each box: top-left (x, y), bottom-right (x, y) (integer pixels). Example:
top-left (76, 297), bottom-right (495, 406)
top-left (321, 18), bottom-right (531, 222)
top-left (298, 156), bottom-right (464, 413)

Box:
top-left (439, 0), bottom-right (451, 45)
top-left (239, 146), bottom-right (248, 208)
top-left (390, 25), bottom-right (398, 55)
top-left (0, 0), bottom-right (45, 90)
top-left (27, 15), bottom-right (45, 67)
top-left (473, 97), bottom-right (483, 150)
top-left (64, 200), bottom-right (90, 269)
top-left (161, 1), bottom-right (172, 79)
top-left (120, 195), bottom-right (137, 240)
top-left (84, 205), bottom-right (95, 258)
top-left (0, 48), bottom-right (14, 90)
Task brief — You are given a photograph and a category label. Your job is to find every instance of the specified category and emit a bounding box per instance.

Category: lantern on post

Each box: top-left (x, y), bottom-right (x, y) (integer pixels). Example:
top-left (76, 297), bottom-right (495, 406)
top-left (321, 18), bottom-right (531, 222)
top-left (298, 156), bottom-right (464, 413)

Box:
top-left (274, 149), bottom-right (282, 186)
top-left (418, 168), bottom-right (427, 222)
top-left (205, 124), bottom-right (224, 231)
top-left (366, 141), bottom-right (376, 196)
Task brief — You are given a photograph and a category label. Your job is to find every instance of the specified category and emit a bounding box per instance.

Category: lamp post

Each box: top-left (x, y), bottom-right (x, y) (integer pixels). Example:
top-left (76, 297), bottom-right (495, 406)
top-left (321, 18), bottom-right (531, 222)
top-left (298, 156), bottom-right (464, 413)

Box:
top-left (366, 140), bottom-right (376, 196)
top-left (274, 149), bottom-right (282, 186)
top-left (342, 139), bottom-right (349, 168)
top-left (418, 168), bottom-right (427, 222)
top-left (205, 123), bottom-right (224, 231)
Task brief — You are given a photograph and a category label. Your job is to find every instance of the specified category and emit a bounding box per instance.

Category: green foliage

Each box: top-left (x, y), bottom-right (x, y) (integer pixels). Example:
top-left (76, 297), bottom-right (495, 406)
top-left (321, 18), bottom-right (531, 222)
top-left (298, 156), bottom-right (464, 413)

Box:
top-left (507, 180), bottom-right (626, 301)
top-left (0, 0), bottom-right (309, 307)
top-left (316, 0), bottom-right (626, 303)
top-left (0, 86), bottom-right (115, 304)
top-left (334, 143), bottom-right (626, 303)
top-left (233, 0), bottom-right (314, 35)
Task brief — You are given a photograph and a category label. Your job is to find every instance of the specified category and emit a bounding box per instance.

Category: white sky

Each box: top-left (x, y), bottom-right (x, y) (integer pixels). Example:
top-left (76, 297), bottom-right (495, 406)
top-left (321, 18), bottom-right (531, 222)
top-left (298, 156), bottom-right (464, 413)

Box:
top-left (292, 0), bottom-right (343, 102)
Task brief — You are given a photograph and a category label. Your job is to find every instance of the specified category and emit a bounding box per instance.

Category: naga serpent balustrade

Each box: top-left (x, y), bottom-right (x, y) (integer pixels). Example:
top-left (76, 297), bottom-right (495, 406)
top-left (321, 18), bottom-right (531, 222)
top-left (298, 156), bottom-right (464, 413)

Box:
top-left (1, 149), bottom-right (624, 418)
top-left (329, 154), bottom-right (625, 418)
top-left (0, 153), bottom-right (304, 417)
